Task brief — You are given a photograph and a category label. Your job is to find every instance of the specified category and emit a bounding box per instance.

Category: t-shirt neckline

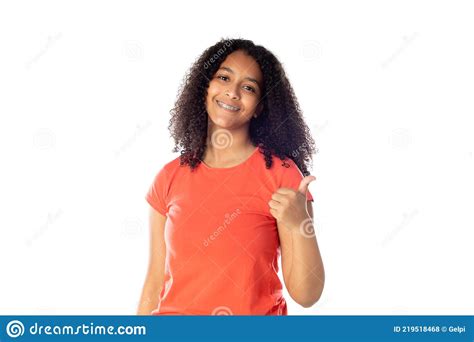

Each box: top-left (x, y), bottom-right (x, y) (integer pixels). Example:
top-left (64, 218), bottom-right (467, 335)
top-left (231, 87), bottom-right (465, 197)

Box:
top-left (200, 146), bottom-right (260, 171)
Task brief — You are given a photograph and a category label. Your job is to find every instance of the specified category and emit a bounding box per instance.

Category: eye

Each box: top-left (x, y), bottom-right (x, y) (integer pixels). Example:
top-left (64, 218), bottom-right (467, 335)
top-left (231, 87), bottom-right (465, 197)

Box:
top-left (217, 75), bottom-right (229, 81)
top-left (243, 85), bottom-right (256, 93)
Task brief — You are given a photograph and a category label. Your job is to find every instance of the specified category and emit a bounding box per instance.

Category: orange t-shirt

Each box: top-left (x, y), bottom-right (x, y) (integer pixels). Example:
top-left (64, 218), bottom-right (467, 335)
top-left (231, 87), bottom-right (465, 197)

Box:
top-left (145, 146), bottom-right (313, 315)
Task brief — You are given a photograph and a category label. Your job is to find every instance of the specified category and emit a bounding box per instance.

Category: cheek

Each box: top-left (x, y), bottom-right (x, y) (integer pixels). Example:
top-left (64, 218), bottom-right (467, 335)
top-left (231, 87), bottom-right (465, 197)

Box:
top-left (205, 81), bottom-right (220, 102)
top-left (242, 96), bottom-right (260, 113)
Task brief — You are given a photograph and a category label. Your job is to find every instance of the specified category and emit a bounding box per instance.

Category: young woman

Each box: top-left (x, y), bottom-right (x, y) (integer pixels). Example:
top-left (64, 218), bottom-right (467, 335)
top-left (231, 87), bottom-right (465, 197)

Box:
top-left (137, 38), bottom-right (325, 315)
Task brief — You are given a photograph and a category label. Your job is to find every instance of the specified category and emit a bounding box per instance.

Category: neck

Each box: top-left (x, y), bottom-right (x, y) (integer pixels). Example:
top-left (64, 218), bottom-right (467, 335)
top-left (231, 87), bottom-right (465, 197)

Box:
top-left (204, 123), bottom-right (255, 163)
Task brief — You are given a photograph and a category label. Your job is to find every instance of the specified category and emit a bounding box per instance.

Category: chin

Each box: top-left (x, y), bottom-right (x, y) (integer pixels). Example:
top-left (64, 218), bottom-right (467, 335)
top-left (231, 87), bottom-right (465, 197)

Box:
top-left (212, 119), bottom-right (236, 130)
top-left (207, 113), bottom-right (228, 125)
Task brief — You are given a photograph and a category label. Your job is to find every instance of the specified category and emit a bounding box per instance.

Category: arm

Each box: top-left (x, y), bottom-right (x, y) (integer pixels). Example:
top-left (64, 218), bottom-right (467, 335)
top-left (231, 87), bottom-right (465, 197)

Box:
top-left (136, 207), bottom-right (167, 315)
top-left (277, 200), bottom-right (325, 308)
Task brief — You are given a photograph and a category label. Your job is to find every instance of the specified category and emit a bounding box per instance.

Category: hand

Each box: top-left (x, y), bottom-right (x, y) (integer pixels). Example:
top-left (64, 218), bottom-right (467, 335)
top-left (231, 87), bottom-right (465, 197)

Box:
top-left (268, 175), bottom-right (316, 231)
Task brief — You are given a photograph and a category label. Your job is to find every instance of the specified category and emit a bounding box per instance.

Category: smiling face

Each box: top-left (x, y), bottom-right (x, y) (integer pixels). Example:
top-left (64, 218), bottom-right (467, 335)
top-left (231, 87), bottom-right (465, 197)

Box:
top-left (205, 50), bottom-right (263, 130)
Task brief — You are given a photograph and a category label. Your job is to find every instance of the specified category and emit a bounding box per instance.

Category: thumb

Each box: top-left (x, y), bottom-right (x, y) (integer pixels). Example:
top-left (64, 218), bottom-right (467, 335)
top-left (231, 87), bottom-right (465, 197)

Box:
top-left (298, 175), bottom-right (316, 195)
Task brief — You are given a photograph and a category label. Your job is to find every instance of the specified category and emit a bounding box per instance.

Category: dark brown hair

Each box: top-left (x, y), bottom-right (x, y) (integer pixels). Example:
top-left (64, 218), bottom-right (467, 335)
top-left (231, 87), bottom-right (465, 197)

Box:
top-left (168, 38), bottom-right (316, 176)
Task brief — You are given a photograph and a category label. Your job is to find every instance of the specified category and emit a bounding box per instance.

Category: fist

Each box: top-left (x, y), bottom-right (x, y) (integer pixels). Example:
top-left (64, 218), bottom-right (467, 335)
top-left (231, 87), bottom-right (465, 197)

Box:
top-left (268, 175), bottom-right (316, 230)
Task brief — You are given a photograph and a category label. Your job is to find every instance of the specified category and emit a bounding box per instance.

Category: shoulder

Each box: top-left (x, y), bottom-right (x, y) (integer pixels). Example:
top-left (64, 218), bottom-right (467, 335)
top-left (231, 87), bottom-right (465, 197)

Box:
top-left (266, 154), bottom-right (311, 197)
top-left (268, 154), bottom-right (304, 178)
top-left (253, 150), bottom-right (308, 187)
top-left (149, 155), bottom-right (183, 185)
top-left (161, 155), bottom-right (182, 173)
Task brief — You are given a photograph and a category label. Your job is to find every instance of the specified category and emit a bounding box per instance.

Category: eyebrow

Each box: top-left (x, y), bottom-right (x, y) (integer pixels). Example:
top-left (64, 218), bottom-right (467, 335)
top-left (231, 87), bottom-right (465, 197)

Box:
top-left (218, 66), bottom-right (261, 89)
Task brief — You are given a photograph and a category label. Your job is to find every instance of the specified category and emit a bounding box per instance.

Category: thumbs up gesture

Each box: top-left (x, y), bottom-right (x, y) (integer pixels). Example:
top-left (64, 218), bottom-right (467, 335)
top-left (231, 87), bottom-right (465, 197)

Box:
top-left (268, 175), bottom-right (316, 231)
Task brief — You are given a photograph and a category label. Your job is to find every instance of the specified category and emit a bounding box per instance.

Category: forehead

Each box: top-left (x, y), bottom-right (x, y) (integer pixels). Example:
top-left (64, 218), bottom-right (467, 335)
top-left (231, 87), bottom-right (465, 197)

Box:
top-left (219, 50), bottom-right (262, 82)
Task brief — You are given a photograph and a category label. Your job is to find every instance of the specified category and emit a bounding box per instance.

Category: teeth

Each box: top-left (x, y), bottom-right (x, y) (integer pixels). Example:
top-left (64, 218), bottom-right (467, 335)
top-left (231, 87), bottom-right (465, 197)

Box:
top-left (217, 101), bottom-right (239, 111)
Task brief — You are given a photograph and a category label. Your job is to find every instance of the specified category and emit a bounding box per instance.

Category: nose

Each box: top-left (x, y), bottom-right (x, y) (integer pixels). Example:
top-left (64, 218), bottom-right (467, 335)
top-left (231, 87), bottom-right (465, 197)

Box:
top-left (225, 85), bottom-right (240, 100)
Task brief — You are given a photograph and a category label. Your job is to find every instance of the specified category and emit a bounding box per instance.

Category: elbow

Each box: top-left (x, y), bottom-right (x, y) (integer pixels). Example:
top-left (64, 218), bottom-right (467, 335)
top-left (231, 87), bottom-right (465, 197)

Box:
top-left (295, 292), bottom-right (323, 308)
top-left (291, 281), bottom-right (325, 308)
top-left (286, 265), bottom-right (326, 308)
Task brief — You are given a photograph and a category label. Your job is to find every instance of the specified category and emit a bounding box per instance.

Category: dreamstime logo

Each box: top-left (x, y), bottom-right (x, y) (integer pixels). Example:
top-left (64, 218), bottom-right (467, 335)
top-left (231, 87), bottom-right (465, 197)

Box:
top-left (203, 39), bottom-right (235, 69)
top-left (300, 40), bottom-right (322, 61)
top-left (203, 209), bottom-right (241, 247)
top-left (299, 217), bottom-right (315, 238)
top-left (114, 121), bottom-right (152, 158)
top-left (33, 128), bottom-right (56, 150)
top-left (25, 33), bottom-right (62, 70)
top-left (4, 321), bottom-right (146, 337)
top-left (121, 217), bottom-right (144, 238)
top-left (211, 129), bottom-right (233, 149)
top-left (211, 306), bottom-right (233, 315)
top-left (389, 128), bottom-right (412, 149)
top-left (25, 209), bottom-right (63, 247)
top-left (381, 32), bottom-right (419, 68)
top-left (123, 40), bottom-right (144, 61)
top-left (290, 142), bottom-right (308, 159)
top-left (6, 320), bottom-right (25, 338)
top-left (381, 209), bottom-right (420, 246)
top-left (312, 120), bottom-right (329, 135)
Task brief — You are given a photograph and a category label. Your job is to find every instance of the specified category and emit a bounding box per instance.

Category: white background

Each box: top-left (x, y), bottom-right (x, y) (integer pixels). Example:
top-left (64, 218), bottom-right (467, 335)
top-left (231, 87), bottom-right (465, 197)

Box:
top-left (0, 0), bottom-right (473, 315)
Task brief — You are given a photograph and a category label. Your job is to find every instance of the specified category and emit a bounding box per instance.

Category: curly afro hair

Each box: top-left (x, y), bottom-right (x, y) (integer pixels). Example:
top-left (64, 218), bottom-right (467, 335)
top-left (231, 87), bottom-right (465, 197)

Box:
top-left (168, 38), bottom-right (317, 176)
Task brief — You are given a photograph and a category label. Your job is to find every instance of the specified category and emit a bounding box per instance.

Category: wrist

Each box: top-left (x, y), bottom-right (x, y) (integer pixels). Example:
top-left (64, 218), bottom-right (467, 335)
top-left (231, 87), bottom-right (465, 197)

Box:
top-left (291, 216), bottom-right (315, 238)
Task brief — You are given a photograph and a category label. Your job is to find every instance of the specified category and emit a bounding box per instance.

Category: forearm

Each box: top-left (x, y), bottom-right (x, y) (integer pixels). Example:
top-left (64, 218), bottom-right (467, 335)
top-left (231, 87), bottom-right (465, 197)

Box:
top-left (286, 225), bottom-right (325, 307)
top-left (136, 282), bottom-right (162, 315)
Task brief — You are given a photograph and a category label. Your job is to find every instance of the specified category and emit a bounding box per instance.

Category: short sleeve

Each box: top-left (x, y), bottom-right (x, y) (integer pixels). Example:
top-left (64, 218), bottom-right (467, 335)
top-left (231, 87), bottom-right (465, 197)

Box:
top-left (145, 166), bottom-right (169, 216)
top-left (280, 159), bottom-right (314, 202)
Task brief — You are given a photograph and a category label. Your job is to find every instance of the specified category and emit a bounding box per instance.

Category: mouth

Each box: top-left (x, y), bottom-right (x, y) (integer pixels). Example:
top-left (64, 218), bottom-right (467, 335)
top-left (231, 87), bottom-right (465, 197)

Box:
top-left (216, 100), bottom-right (240, 112)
